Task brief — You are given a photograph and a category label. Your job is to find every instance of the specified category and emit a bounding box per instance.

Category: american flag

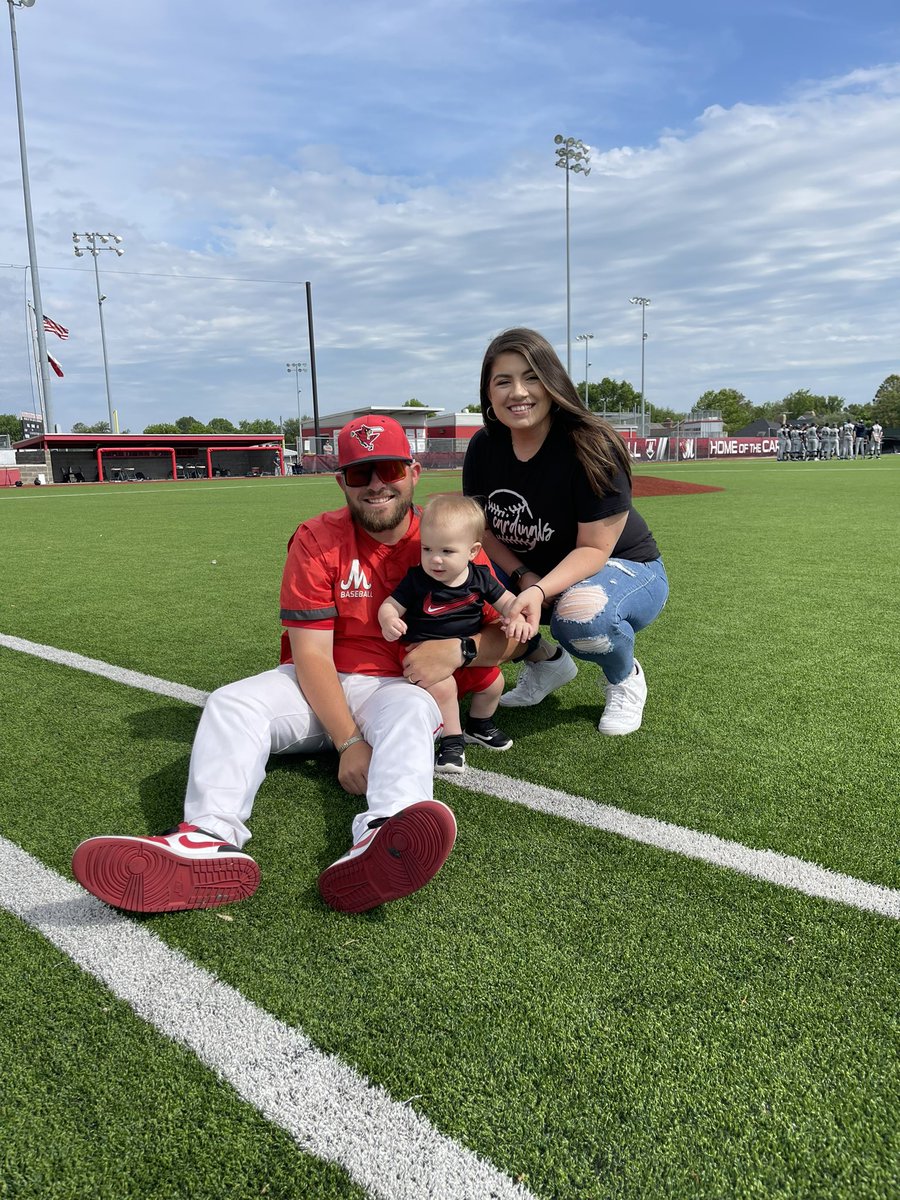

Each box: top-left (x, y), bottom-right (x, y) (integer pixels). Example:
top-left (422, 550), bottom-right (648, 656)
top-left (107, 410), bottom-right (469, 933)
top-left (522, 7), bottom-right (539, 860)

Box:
top-left (43, 314), bottom-right (69, 340)
top-left (48, 353), bottom-right (64, 378)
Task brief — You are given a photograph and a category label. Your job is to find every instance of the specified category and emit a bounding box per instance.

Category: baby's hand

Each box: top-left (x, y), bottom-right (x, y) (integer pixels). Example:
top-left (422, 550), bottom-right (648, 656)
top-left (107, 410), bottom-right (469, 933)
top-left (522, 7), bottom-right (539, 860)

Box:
top-left (380, 616), bottom-right (407, 642)
top-left (504, 613), bottom-right (536, 643)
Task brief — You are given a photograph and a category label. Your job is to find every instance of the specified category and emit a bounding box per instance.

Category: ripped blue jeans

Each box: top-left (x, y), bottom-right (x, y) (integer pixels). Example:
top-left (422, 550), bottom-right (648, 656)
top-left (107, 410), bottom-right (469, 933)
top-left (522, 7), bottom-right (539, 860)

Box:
top-left (549, 557), bottom-right (669, 685)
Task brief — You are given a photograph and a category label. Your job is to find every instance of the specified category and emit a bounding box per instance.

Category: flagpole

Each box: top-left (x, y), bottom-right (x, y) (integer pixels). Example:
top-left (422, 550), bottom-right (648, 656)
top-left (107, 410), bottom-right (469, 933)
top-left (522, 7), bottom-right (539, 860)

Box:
top-left (9, 0), bottom-right (56, 434)
top-left (26, 299), bottom-right (47, 431)
top-left (306, 281), bottom-right (321, 453)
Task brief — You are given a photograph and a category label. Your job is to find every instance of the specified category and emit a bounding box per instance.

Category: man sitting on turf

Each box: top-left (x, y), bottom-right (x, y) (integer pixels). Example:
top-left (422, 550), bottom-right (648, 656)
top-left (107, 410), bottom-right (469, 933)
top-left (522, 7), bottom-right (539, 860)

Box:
top-left (72, 417), bottom-right (521, 916)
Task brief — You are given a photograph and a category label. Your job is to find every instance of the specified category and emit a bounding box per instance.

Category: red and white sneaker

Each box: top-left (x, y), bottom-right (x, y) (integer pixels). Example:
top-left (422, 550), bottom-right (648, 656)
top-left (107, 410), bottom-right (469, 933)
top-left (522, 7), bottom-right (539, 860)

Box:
top-left (318, 800), bottom-right (457, 914)
top-left (71, 823), bottom-right (260, 913)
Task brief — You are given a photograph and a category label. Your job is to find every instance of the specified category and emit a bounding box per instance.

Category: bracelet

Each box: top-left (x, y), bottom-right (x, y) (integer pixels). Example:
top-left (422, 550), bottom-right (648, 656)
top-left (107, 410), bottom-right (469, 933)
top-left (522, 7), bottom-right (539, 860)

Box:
top-left (530, 583), bottom-right (546, 602)
top-left (335, 734), bottom-right (364, 756)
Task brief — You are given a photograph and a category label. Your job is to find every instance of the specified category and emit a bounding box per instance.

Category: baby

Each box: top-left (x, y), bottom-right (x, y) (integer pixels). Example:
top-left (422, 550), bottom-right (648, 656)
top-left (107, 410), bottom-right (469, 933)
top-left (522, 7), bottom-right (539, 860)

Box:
top-left (378, 493), bottom-right (535, 773)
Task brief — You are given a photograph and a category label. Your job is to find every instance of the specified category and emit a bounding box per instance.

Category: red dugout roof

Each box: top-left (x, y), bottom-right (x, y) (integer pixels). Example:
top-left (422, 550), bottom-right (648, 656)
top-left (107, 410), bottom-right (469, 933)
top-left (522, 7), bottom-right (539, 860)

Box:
top-left (14, 433), bottom-right (285, 451)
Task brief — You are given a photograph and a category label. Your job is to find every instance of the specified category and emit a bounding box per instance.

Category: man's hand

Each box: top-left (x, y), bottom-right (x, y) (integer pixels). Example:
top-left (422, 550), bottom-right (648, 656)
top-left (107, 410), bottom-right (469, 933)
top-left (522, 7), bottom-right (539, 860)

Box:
top-left (401, 639), bottom-right (463, 688)
top-left (402, 622), bottom-right (522, 687)
top-left (337, 739), bottom-right (372, 795)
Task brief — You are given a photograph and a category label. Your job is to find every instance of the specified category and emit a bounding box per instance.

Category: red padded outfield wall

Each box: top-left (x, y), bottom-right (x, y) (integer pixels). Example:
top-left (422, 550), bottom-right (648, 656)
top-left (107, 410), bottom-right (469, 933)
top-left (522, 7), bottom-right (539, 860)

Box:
top-left (626, 436), bottom-right (779, 461)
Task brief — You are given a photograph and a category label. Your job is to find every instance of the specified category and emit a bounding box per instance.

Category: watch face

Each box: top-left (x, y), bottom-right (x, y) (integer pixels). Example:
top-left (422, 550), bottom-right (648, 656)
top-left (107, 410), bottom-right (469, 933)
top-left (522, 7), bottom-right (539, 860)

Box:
top-left (461, 638), bottom-right (477, 663)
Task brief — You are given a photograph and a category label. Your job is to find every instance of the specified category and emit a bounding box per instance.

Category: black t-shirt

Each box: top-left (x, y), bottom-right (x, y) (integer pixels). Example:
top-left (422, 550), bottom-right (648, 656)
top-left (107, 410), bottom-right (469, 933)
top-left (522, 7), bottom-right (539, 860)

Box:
top-left (391, 562), bottom-right (506, 641)
top-left (462, 422), bottom-right (659, 576)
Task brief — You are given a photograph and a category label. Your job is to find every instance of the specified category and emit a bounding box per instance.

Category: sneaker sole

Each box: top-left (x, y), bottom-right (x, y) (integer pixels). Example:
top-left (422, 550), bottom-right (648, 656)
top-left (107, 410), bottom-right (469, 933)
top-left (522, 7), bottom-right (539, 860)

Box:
top-left (318, 801), bottom-right (457, 914)
top-left (71, 837), bottom-right (260, 913)
top-left (434, 760), bottom-right (466, 774)
top-left (463, 733), bottom-right (513, 751)
top-left (597, 719), bottom-right (643, 736)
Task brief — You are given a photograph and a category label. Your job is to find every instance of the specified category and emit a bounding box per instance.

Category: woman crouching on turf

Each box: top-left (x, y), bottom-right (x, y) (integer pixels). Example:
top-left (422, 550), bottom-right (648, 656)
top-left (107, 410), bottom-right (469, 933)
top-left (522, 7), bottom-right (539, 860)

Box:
top-left (462, 326), bottom-right (668, 734)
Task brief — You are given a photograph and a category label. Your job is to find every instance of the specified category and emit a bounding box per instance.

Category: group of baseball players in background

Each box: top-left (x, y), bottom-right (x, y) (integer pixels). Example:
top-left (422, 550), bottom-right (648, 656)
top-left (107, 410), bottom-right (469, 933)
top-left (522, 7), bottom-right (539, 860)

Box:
top-left (776, 419), bottom-right (884, 461)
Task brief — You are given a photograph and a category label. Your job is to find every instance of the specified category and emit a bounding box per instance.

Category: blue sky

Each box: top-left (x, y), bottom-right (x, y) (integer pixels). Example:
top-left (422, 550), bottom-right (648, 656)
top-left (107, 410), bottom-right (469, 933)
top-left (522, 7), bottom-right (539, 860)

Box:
top-left (2, 0), bottom-right (900, 431)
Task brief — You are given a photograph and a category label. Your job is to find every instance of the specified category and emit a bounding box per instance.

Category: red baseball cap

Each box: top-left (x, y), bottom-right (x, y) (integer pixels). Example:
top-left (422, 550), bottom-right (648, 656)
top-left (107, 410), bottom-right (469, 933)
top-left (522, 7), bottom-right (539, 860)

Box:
top-left (337, 416), bottom-right (414, 469)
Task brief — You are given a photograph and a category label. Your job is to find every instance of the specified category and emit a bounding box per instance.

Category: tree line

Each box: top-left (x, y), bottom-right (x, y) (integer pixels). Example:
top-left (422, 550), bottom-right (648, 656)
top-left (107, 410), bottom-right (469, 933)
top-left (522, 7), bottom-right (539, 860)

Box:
top-left (564, 374), bottom-right (900, 435)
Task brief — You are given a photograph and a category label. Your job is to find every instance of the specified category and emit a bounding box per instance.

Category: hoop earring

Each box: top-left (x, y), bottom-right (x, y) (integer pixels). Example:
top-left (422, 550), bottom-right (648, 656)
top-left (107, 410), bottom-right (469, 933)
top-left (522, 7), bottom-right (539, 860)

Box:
top-left (486, 407), bottom-right (499, 423)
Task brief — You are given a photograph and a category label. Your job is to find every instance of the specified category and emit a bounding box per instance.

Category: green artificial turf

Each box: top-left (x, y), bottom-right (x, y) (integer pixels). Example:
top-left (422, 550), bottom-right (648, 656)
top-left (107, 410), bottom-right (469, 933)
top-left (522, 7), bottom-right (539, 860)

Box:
top-left (0, 910), bottom-right (366, 1200)
top-left (1, 462), bottom-right (899, 1199)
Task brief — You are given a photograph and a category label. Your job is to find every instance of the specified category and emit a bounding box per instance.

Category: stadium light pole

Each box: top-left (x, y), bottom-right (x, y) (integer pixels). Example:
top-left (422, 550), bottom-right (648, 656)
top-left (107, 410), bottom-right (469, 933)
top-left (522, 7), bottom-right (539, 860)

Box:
top-left (74, 232), bottom-right (124, 433)
top-left (630, 296), bottom-right (650, 437)
top-left (554, 134), bottom-right (591, 377)
top-left (576, 332), bottom-right (593, 407)
top-left (286, 361), bottom-right (307, 456)
top-left (8, 0), bottom-right (56, 434)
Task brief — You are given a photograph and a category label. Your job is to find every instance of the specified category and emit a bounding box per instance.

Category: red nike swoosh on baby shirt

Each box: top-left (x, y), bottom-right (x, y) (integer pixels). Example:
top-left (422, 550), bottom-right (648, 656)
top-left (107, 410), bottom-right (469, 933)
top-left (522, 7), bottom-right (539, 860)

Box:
top-left (423, 592), bottom-right (480, 616)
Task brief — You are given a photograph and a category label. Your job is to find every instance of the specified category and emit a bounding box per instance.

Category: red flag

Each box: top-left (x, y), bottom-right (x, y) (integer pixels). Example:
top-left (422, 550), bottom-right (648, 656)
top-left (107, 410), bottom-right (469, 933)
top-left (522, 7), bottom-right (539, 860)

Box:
top-left (43, 314), bottom-right (69, 340)
top-left (48, 353), bottom-right (64, 378)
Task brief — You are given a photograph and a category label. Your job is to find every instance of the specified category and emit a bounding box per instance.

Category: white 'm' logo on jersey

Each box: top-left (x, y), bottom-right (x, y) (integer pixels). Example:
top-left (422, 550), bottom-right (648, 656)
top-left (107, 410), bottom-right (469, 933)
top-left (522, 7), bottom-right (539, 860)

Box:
top-left (340, 559), bottom-right (372, 593)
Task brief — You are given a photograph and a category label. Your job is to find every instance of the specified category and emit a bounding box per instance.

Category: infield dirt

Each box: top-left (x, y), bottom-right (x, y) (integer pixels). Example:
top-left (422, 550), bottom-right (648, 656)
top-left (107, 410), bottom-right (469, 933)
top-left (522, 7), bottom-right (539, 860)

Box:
top-left (633, 475), bottom-right (724, 497)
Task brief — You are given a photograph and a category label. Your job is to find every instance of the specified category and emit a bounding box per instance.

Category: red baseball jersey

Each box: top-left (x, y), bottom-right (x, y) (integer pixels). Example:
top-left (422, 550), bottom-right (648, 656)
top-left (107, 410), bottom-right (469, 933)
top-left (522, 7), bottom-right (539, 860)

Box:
top-left (279, 507), bottom-right (498, 676)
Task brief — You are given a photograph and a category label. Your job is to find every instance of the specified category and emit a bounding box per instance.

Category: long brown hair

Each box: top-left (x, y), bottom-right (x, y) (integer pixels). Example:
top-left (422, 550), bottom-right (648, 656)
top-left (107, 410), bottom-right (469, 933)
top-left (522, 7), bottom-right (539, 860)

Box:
top-left (479, 327), bottom-right (632, 495)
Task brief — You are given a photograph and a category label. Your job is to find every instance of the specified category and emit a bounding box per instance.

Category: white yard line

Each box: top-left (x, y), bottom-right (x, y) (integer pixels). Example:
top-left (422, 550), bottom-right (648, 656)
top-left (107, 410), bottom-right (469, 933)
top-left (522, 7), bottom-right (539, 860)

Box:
top-left (446, 769), bottom-right (900, 921)
top-left (3, 630), bottom-right (898, 921)
top-left (0, 837), bottom-right (534, 1200)
top-left (0, 632), bottom-right (210, 706)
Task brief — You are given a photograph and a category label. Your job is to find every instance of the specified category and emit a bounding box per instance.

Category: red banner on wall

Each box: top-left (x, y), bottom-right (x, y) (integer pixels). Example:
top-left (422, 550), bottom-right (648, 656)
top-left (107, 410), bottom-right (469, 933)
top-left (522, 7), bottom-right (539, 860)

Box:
top-left (626, 436), bottom-right (778, 461)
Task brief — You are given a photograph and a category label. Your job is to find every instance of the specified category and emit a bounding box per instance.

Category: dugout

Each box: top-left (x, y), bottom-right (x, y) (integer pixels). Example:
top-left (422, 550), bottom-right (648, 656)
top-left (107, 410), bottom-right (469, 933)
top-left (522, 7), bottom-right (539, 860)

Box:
top-left (12, 433), bottom-right (286, 484)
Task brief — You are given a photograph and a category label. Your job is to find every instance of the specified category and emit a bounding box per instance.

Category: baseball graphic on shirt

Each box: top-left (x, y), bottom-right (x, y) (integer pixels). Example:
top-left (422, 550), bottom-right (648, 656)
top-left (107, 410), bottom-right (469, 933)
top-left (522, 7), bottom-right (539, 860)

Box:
top-left (485, 489), bottom-right (553, 551)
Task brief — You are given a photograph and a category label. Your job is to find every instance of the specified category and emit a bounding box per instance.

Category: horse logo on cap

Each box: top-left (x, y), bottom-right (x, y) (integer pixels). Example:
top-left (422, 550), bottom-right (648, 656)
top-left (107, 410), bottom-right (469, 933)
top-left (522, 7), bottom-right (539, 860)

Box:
top-left (351, 423), bottom-right (384, 453)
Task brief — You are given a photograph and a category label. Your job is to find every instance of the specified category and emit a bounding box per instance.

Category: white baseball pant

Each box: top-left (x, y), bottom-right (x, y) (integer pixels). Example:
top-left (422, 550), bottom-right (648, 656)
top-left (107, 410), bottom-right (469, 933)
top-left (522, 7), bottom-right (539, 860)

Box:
top-left (184, 663), bottom-right (443, 848)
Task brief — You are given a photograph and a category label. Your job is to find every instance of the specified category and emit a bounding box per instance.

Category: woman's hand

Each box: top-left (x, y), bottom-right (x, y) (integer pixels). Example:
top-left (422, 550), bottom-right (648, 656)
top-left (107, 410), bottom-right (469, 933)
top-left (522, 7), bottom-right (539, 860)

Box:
top-left (504, 582), bottom-right (545, 633)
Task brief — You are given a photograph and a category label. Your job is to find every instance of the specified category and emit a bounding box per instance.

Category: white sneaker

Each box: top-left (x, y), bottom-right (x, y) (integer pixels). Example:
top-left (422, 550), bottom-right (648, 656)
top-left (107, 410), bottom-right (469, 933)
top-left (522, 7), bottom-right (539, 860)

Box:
top-left (498, 648), bottom-right (578, 708)
top-left (598, 660), bottom-right (647, 735)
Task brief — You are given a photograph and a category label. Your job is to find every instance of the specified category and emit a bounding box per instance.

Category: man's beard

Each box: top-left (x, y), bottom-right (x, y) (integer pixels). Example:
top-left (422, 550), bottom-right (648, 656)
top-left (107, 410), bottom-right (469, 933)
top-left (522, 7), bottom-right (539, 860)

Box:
top-left (349, 489), bottom-right (413, 533)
